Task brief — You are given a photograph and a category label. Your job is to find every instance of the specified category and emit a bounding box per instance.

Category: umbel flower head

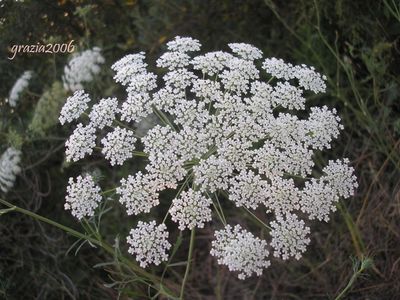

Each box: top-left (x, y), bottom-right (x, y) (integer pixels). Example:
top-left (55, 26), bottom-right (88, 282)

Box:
top-left (169, 189), bottom-right (213, 230)
top-left (64, 174), bottom-right (102, 220)
top-left (127, 221), bottom-right (171, 268)
top-left (270, 213), bottom-right (311, 260)
top-left (60, 36), bottom-right (358, 279)
top-left (0, 147), bottom-right (22, 193)
top-left (59, 90), bottom-right (91, 125)
top-left (210, 224), bottom-right (271, 279)
top-left (6, 71), bottom-right (32, 107)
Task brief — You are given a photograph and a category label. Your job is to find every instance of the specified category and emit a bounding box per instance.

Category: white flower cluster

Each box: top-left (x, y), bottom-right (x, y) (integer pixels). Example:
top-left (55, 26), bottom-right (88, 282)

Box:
top-left (59, 90), bottom-right (91, 125)
top-left (270, 213), bottom-right (311, 260)
top-left (321, 158), bottom-right (358, 198)
top-left (65, 123), bottom-right (96, 162)
top-left (6, 71), bottom-right (32, 107)
top-left (89, 97), bottom-right (119, 129)
top-left (64, 174), bottom-right (102, 220)
top-left (0, 147), bottom-right (22, 193)
top-left (61, 36), bottom-right (358, 278)
top-left (116, 172), bottom-right (161, 215)
top-left (169, 189), bottom-right (212, 230)
top-left (210, 225), bottom-right (271, 279)
top-left (262, 57), bottom-right (327, 93)
top-left (228, 43), bottom-right (263, 60)
top-left (127, 221), bottom-right (171, 268)
top-left (101, 127), bottom-right (136, 166)
top-left (166, 36), bottom-right (201, 52)
top-left (63, 47), bottom-right (105, 92)
top-left (228, 170), bottom-right (268, 209)
top-left (193, 156), bottom-right (233, 192)
top-left (60, 93), bottom-right (134, 166)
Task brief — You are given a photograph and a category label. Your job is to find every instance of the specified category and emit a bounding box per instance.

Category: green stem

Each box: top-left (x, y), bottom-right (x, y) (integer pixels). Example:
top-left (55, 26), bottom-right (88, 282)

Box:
top-left (133, 151), bottom-right (149, 157)
top-left (337, 201), bottom-right (365, 258)
top-left (152, 106), bottom-right (176, 130)
top-left (334, 257), bottom-right (372, 300)
top-left (95, 147), bottom-right (148, 158)
top-left (206, 192), bottom-right (226, 225)
top-left (0, 198), bottom-right (176, 297)
top-left (242, 207), bottom-right (272, 230)
top-left (211, 202), bottom-right (226, 225)
top-left (214, 193), bottom-right (227, 225)
top-left (101, 188), bottom-right (116, 195)
top-left (179, 229), bottom-right (195, 299)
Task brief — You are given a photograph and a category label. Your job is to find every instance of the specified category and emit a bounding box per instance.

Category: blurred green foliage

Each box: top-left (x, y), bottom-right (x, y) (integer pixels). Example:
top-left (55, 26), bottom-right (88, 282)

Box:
top-left (29, 81), bottom-right (67, 136)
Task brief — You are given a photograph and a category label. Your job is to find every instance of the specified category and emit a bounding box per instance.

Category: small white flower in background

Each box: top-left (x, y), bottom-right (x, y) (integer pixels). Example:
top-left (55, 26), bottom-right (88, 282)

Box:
top-left (169, 189), bottom-right (212, 230)
top-left (127, 221), bottom-right (171, 268)
top-left (89, 97), bottom-right (119, 129)
top-left (64, 174), bottom-right (102, 220)
top-left (65, 123), bottom-right (96, 162)
top-left (60, 36), bottom-right (358, 277)
top-left (63, 47), bottom-right (105, 92)
top-left (6, 71), bottom-right (32, 107)
top-left (210, 224), bottom-right (271, 280)
top-left (101, 127), bottom-right (136, 166)
top-left (270, 213), bottom-right (311, 260)
top-left (59, 90), bottom-right (91, 125)
top-left (0, 147), bottom-right (22, 193)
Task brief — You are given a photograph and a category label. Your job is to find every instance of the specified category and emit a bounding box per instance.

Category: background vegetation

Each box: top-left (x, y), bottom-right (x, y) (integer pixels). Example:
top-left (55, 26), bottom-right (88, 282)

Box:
top-left (0, 0), bottom-right (399, 299)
